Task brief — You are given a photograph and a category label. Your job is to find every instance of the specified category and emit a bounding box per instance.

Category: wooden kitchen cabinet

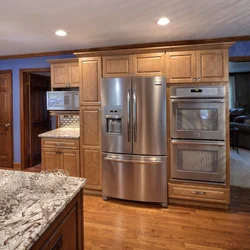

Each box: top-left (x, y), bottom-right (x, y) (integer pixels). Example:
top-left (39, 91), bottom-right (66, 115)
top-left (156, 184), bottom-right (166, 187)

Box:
top-left (41, 138), bottom-right (80, 177)
top-left (79, 57), bottom-right (101, 105)
top-left (48, 59), bottom-right (80, 88)
top-left (132, 53), bottom-right (165, 76)
top-left (102, 55), bottom-right (132, 77)
top-left (166, 49), bottom-right (228, 83)
top-left (80, 106), bottom-right (102, 190)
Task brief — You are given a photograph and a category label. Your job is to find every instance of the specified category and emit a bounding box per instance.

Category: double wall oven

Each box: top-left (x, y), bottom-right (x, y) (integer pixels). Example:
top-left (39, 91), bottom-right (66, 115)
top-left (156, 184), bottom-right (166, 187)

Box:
top-left (170, 86), bottom-right (226, 184)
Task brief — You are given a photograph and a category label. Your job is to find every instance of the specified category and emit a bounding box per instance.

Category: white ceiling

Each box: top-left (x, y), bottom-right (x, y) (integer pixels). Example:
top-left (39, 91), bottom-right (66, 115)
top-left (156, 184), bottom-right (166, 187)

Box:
top-left (1, 0), bottom-right (250, 56)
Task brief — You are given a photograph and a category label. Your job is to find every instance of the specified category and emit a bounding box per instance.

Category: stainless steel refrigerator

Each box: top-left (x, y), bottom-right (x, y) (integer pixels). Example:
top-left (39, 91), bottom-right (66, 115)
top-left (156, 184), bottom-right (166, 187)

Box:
top-left (101, 77), bottom-right (167, 207)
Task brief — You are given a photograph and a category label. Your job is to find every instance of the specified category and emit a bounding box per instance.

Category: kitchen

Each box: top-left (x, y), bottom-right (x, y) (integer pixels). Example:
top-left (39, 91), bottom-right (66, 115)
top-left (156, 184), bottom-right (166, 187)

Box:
top-left (1, 0), bottom-right (250, 249)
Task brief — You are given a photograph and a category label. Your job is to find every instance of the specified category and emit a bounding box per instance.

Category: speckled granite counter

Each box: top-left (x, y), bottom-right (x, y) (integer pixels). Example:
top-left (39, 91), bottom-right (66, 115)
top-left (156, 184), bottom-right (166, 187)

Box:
top-left (0, 170), bottom-right (86, 250)
top-left (38, 127), bottom-right (80, 139)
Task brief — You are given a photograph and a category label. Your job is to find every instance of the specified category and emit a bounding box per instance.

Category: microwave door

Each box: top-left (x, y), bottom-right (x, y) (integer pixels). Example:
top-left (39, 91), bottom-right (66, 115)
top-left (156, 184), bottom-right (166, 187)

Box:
top-left (101, 78), bottom-right (132, 154)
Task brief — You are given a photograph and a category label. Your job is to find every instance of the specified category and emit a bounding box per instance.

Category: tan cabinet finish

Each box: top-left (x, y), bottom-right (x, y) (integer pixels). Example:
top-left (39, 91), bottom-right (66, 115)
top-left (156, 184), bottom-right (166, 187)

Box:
top-left (41, 138), bottom-right (80, 177)
top-left (166, 49), bottom-right (229, 83)
top-left (102, 55), bottom-right (132, 77)
top-left (169, 183), bottom-right (230, 204)
top-left (50, 60), bottom-right (80, 88)
top-left (196, 49), bottom-right (228, 82)
top-left (80, 106), bottom-right (101, 190)
top-left (166, 51), bottom-right (196, 83)
top-left (79, 57), bottom-right (101, 105)
top-left (132, 53), bottom-right (165, 76)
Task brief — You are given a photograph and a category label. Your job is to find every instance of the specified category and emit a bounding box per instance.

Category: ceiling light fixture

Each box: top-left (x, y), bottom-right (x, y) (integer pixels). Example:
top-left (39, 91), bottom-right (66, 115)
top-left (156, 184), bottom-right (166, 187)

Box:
top-left (157, 17), bottom-right (170, 26)
top-left (55, 30), bottom-right (67, 36)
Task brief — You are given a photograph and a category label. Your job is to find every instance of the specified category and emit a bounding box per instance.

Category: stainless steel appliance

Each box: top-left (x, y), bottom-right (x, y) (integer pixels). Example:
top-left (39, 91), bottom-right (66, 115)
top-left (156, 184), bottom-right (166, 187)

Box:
top-left (170, 86), bottom-right (226, 184)
top-left (101, 77), bottom-right (167, 207)
top-left (46, 91), bottom-right (79, 110)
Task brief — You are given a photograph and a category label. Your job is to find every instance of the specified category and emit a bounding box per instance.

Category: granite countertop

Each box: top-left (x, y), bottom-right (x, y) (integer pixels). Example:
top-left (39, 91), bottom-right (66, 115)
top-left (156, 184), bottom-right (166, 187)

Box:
top-left (38, 127), bottom-right (80, 139)
top-left (0, 170), bottom-right (86, 250)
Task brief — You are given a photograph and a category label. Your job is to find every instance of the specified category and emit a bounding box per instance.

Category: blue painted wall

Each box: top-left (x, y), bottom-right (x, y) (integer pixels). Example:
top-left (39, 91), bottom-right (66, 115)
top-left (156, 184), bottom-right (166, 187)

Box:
top-left (229, 41), bottom-right (250, 57)
top-left (0, 54), bottom-right (75, 162)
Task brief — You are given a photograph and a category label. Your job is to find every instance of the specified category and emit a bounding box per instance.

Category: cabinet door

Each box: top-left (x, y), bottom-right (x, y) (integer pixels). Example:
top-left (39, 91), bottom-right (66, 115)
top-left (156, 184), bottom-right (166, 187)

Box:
top-left (68, 62), bottom-right (80, 87)
top-left (51, 63), bottom-right (69, 88)
top-left (81, 146), bottom-right (101, 190)
top-left (196, 49), bottom-right (228, 82)
top-left (60, 149), bottom-right (79, 177)
top-left (166, 51), bottom-right (196, 83)
top-left (80, 106), bottom-right (101, 189)
top-left (132, 53), bottom-right (165, 76)
top-left (102, 55), bottom-right (132, 77)
top-left (42, 148), bottom-right (61, 170)
top-left (79, 57), bottom-right (101, 105)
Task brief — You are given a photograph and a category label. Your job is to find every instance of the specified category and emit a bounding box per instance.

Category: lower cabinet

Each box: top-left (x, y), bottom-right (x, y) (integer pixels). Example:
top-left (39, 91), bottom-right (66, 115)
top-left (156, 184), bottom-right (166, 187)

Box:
top-left (41, 138), bottom-right (80, 177)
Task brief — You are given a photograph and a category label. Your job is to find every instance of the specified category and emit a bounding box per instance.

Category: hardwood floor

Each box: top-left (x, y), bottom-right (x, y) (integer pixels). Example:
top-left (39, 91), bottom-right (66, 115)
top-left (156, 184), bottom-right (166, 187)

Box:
top-left (83, 188), bottom-right (250, 250)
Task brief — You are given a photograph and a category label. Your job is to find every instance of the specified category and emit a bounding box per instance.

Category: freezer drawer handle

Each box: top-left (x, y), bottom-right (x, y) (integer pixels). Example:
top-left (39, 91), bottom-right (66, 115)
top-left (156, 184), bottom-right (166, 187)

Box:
top-left (104, 157), bottom-right (162, 164)
top-left (191, 191), bottom-right (206, 195)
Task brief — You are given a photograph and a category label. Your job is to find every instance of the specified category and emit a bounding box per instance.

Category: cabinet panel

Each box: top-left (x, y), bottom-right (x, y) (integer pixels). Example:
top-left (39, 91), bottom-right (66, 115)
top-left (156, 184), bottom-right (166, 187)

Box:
top-left (42, 139), bottom-right (79, 150)
top-left (196, 49), bottom-right (228, 82)
top-left (79, 57), bottom-right (101, 105)
top-left (42, 148), bottom-right (61, 170)
top-left (102, 55), bottom-right (132, 77)
top-left (51, 63), bottom-right (69, 88)
top-left (133, 53), bottom-right (165, 76)
top-left (68, 62), bottom-right (80, 87)
top-left (81, 147), bottom-right (101, 189)
top-left (80, 106), bottom-right (100, 146)
top-left (60, 149), bottom-right (79, 177)
top-left (166, 51), bottom-right (196, 83)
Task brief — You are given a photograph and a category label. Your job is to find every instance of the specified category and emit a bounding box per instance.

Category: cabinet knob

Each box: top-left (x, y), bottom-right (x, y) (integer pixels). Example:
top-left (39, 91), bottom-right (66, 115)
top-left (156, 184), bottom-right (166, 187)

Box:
top-left (198, 77), bottom-right (201, 81)
top-left (193, 78), bottom-right (197, 81)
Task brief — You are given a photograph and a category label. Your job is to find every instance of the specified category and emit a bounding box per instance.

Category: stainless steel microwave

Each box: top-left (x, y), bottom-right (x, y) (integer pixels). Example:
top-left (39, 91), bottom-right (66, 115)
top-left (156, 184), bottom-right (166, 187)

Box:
top-left (46, 91), bottom-right (79, 110)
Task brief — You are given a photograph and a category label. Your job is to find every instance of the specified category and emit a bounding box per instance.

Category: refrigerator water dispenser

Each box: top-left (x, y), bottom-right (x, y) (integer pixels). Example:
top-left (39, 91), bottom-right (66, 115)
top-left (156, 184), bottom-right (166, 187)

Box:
top-left (105, 105), bottom-right (123, 134)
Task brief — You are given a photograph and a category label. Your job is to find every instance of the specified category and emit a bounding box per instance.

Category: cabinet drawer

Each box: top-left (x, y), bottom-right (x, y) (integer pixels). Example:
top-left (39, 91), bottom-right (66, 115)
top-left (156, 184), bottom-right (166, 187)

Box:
top-left (169, 183), bottom-right (229, 204)
top-left (42, 139), bottom-right (79, 150)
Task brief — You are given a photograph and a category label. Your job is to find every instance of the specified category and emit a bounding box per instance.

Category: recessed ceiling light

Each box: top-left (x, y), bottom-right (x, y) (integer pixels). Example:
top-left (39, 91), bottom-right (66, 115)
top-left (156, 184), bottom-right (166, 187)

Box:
top-left (157, 17), bottom-right (170, 26)
top-left (55, 30), bottom-right (67, 36)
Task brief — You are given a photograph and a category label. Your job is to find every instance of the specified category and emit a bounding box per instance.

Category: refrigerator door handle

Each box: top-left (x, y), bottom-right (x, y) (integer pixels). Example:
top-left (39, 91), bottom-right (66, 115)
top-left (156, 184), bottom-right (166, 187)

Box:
top-left (104, 157), bottom-right (162, 164)
top-left (127, 88), bottom-right (131, 142)
top-left (133, 88), bottom-right (137, 142)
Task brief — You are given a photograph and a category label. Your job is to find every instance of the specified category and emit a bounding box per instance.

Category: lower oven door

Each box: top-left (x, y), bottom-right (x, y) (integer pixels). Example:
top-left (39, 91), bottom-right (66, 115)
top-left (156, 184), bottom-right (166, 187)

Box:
top-left (102, 153), bottom-right (167, 203)
top-left (170, 139), bottom-right (226, 183)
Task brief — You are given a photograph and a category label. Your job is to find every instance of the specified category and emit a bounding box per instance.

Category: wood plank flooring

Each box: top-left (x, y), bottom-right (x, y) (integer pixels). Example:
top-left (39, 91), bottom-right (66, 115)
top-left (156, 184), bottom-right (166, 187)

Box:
top-left (83, 188), bottom-right (250, 250)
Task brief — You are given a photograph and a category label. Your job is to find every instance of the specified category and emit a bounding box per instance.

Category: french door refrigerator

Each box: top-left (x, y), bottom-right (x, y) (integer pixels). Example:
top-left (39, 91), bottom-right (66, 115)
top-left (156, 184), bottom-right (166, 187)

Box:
top-left (101, 77), bottom-right (167, 207)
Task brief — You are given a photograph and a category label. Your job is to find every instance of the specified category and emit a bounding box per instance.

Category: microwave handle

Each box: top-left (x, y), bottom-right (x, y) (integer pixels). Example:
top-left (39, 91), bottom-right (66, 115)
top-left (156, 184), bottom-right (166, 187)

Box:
top-left (171, 139), bottom-right (225, 146)
top-left (171, 99), bottom-right (224, 103)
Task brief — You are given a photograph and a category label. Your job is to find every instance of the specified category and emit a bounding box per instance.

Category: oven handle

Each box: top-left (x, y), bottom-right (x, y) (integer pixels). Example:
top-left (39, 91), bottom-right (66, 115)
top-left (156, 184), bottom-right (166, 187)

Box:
top-left (171, 139), bottom-right (225, 146)
top-left (171, 99), bottom-right (224, 103)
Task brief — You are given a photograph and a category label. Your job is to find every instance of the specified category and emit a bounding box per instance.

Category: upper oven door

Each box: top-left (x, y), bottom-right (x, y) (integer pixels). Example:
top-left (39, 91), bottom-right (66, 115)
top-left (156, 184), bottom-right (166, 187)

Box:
top-left (170, 99), bottom-right (225, 140)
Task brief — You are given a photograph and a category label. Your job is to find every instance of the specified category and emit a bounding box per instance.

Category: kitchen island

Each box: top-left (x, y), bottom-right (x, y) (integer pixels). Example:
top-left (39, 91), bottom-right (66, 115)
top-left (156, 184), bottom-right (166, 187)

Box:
top-left (0, 170), bottom-right (86, 250)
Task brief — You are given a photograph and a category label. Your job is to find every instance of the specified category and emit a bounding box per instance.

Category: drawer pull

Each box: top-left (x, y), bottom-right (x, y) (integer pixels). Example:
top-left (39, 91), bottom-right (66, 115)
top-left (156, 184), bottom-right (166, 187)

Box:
top-left (55, 143), bottom-right (64, 146)
top-left (51, 235), bottom-right (63, 250)
top-left (191, 191), bottom-right (206, 195)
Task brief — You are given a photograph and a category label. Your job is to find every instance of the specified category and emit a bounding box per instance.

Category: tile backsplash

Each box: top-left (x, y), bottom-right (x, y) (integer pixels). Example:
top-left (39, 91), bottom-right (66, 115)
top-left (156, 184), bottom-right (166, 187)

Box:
top-left (59, 115), bottom-right (79, 128)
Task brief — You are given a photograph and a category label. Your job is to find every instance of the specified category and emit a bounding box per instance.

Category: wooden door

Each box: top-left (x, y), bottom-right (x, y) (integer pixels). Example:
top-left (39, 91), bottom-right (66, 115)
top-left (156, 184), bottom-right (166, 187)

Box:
top-left (196, 49), bottom-right (229, 82)
top-left (51, 63), bottom-right (69, 88)
top-left (102, 55), bottom-right (132, 77)
top-left (60, 149), bottom-right (79, 177)
top-left (0, 71), bottom-right (13, 168)
top-left (80, 106), bottom-right (101, 189)
top-left (79, 57), bottom-right (101, 105)
top-left (132, 53), bottom-right (165, 76)
top-left (166, 51), bottom-right (196, 83)
top-left (68, 62), bottom-right (80, 87)
top-left (29, 74), bottom-right (51, 167)
top-left (42, 148), bottom-right (60, 170)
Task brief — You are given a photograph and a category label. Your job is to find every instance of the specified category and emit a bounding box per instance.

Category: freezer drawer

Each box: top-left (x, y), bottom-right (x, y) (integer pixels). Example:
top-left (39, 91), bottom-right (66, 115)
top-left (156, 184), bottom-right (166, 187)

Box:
top-left (102, 153), bottom-right (168, 203)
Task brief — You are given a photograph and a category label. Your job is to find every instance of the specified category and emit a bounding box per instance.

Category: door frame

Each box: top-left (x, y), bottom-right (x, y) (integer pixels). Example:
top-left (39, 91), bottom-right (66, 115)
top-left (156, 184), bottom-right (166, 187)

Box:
top-left (20, 68), bottom-right (50, 169)
top-left (0, 70), bottom-right (13, 168)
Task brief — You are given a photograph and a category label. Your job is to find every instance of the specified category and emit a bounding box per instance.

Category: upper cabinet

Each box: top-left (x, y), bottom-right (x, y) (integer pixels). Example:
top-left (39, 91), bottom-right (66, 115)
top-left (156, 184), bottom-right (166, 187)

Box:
top-left (166, 49), bottom-right (228, 83)
top-left (102, 53), bottom-right (165, 78)
top-left (102, 55), bottom-right (132, 77)
top-left (48, 59), bottom-right (80, 88)
top-left (79, 57), bottom-right (102, 105)
top-left (132, 53), bottom-right (165, 76)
